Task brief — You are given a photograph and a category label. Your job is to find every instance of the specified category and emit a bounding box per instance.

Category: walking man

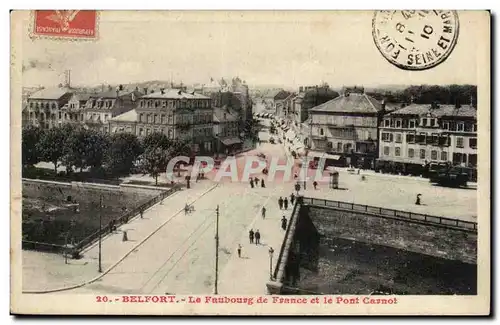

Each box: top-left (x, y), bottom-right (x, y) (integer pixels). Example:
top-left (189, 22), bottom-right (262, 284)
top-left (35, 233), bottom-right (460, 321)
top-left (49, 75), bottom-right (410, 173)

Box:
top-left (415, 194), bottom-right (422, 205)
top-left (250, 178), bottom-right (254, 188)
top-left (281, 216), bottom-right (287, 231)
top-left (262, 206), bottom-right (266, 219)
top-left (284, 197), bottom-right (289, 210)
top-left (249, 229), bottom-right (255, 244)
top-left (237, 244), bottom-right (242, 258)
top-left (255, 230), bottom-right (261, 245)
top-left (278, 197), bottom-right (284, 210)
top-left (261, 178), bottom-right (265, 188)
top-left (290, 193), bottom-right (295, 205)
top-left (313, 181), bottom-right (318, 190)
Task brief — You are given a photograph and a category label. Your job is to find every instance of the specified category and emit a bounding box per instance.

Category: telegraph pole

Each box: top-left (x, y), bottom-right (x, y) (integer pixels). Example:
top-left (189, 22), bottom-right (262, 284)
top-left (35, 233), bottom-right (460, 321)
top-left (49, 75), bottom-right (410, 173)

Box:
top-left (214, 205), bottom-right (220, 295)
top-left (98, 195), bottom-right (103, 273)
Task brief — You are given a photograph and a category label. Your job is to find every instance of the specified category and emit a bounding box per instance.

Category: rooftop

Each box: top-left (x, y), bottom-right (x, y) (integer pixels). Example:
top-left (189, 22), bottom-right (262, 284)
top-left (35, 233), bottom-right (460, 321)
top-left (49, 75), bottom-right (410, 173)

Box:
top-left (28, 87), bottom-right (72, 100)
top-left (309, 93), bottom-right (383, 114)
top-left (141, 89), bottom-right (209, 100)
top-left (109, 109), bottom-right (138, 122)
top-left (389, 104), bottom-right (477, 118)
top-left (213, 107), bottom-right (239, 122)
top-left (90, 89), bottom-right (141, 99)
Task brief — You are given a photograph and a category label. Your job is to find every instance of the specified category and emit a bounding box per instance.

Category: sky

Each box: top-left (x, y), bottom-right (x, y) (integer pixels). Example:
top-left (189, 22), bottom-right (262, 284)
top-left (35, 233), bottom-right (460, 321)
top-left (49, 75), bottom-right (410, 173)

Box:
top-left (20, 11), bottom-right (485, 89)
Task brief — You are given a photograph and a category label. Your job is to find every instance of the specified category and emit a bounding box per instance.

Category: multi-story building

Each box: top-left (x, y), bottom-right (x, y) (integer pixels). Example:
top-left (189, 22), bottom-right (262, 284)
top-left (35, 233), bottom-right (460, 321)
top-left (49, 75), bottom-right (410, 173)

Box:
top-left (213, 107), bottom-right (241, 154)
top-left (307, 89), bottom-right (385, 168)
top-left (133, 88), bottom-right (214, 154)
top-left (274, 90), bottom-right (292, 117)
top-left (59, 92), bottom-right (95, 126)
top-left (24, 88), bottom-right (73, 129)
top-left (108, 109), bottom-right (138, 134)
top-left (83, 88), bottom-right (143, 133)
top-left (378, 102), bottom-right (477, 173)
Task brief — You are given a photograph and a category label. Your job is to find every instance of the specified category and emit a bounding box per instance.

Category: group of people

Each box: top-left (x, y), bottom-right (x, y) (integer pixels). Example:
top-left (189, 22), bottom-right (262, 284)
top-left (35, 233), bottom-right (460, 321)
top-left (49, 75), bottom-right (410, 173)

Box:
top-left (278, 192), bottom-right (295, 210)
top-left (249, 176), bottom-right (265, 188)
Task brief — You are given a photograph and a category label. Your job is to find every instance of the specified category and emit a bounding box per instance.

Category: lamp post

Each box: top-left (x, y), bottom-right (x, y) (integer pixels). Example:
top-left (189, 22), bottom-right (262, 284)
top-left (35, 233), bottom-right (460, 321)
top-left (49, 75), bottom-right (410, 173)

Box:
top-left (98, 195), bottom-right (103, 273)
top-left (268, 247), bottom-right (275, 281)
top-left (214, 205), bottom-right (220, 295)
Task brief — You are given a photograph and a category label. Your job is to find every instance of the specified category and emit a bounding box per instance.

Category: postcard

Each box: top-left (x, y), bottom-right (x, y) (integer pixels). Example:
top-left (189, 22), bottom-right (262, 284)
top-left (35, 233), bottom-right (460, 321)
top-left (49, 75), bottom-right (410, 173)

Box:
top-left (10, 10), bottom-right (490, 315)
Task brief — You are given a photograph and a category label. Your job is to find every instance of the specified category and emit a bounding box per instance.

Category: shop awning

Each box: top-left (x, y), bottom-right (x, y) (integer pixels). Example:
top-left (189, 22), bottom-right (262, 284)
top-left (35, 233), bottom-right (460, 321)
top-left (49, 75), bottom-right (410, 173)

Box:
top-left (220, 137), bottom-right (242, 146)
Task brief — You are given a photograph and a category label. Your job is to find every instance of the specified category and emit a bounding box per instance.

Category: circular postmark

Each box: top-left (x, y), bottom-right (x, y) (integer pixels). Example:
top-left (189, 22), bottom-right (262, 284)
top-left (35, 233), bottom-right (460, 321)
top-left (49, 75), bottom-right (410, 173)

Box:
top-left (372, 10), bottom-right (459, 70)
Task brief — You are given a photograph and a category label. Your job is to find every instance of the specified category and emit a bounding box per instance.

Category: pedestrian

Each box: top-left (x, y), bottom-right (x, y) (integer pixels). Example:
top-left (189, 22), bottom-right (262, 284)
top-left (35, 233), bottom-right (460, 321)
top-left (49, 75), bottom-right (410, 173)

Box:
top-left (250, 178), bottom-right (254, 188)
top-left (290, 193), bottom-right (295, 205)
top-left (278, 197), bottom-right (284, 210)
top-left (284, 197), bottom-right (289, 210)
top-left (313, 181), bottom-right (318, 190)
top-left (415, 194), bottom-right (422, 205)
top-left (249, 229), bottom-right (255, 244)
top-left (261, 178), bottom-right (265, 188)
top-left (281, 216), bottom-right (287, 231)
top-left (237, 244), bottom-right (242, 258)
top-left (254, 176), bottom-right (259, 185)
top-left (255, 230), bottom-right (261, 245)
top-left (261, 206), bottom-right (266, 219)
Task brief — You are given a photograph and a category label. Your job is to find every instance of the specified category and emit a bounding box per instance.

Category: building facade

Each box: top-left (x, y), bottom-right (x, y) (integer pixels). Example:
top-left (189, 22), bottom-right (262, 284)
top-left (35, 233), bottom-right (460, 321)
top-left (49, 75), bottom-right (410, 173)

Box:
top-left (378, 103), bottom-right (477, 172)
top-left (83, 88), bottom-right (142, 133)
top-left (134, 89), bottom-right (214, 154)
top-left (24, 88), bottom-right (74, 129)
top-left (213, 107), bottom-right (241, 154)
top-left (308, 91), bottom-right (384, 167)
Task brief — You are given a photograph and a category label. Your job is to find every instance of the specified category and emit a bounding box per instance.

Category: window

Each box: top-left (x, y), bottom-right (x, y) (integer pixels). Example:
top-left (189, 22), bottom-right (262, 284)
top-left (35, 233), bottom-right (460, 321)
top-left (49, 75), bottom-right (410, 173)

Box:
top-left (395, 147), bottom-right (401, 156)
top-left (469, 154), bottom-right (477, 167)
top-left (420, 149), bottom-right (426, 159)
top-left (161, 114), bottom-right (166, 124)
top-left (139, 128), bottom-right (144, 136)
top-left (104, 114), bottom-right (108, 122)
top-left (383, 146), bottom-right (390, 156)
top-left (384, 119), bottom-right (390, 127)
top-left (408, 148), bottom-right (415, 158)
top-left (140, 100), bottom-right (144, 108)
top-left (154, 114), bottom-right (158, 124)
top-left (381, 132), bottom-right (393, 142)
top-left (431, 150), bottom-right (437, 160)
top-left (473, 123), bottom-right (477, 132)
top-left (148, 114), bottom-right (153, 123)
top-left (168, 130), bottom-right (173, 138)
top-left (422, 118), bottom-right (427, 126)
top-left (442, 121), bottom-right (449, 130)
top-left (395, 133), bottom-right (402, 143)
top-left (469, 138), bottom-right (477, 148)
top-left (337, 142), bottom-right (342, 152)
top-left (418, 132), bottom-right (426, 144)
top-left (441, 151), bottom-right (448, 161)
top-left (457, 122), bottom-right (464, 131)
top-left (406, 133), bottom-right (415, 143)
top-left (52, 103), bottom-right (56, 109)
top-left (395, 120), bottom-right (402, 128)
top-left (146, 129), bottom-right (151, 135)
top-left (456, 137), bottom-right (464, 148)
top-left (59, 112), bottom-right (62, 119)
top-left (320, 128), bottom-right (324, 136)
top-left (162, 101), bottom-right (166, 108)
top-left (409, 120), bottom-right (416, 128)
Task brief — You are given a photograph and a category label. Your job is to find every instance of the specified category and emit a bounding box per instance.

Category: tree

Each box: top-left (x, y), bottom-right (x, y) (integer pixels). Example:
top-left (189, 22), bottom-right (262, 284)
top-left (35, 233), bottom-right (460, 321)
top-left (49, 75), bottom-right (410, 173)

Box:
top-left (142, 132), bottom-right (172, 152)
top-left (37, 127), bottom-right (69, 173)
top-left (106, 133), bottom-right (142, 176)
top-left (85, 130), bottom-right (110, 170)
top-left (142, 146), bottom-right (172, 185)
top-left (22, 125), bottom-right (44, 167)
top-left (63, 129), bottom-right (110, 173)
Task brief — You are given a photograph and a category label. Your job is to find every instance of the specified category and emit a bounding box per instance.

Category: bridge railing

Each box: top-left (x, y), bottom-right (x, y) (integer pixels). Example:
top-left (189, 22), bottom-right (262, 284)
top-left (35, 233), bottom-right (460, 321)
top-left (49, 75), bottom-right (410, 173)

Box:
top-left (74, 185), bottom-right (181, 254)
top-left (301, 197), bottom-right (477, 232)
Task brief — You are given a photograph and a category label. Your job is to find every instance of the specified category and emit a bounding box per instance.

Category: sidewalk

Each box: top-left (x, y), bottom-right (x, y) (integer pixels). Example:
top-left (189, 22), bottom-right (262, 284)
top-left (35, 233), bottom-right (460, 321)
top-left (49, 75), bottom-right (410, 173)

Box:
top-left (217, 188), bottom-right (295, 295)
top-left (22, 181), bottom-right (217, 292)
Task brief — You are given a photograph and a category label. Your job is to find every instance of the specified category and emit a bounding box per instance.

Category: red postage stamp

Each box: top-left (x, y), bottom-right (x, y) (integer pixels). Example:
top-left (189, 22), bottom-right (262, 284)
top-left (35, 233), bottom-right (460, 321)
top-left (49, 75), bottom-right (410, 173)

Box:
top-left (31, 10), bottom-right (98, 40)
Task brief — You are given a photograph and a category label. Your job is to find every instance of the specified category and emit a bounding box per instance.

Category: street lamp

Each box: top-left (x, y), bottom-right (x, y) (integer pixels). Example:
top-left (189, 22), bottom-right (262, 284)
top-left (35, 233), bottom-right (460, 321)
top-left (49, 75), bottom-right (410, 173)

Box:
top-left (268, 247), bottom-right (275, 281)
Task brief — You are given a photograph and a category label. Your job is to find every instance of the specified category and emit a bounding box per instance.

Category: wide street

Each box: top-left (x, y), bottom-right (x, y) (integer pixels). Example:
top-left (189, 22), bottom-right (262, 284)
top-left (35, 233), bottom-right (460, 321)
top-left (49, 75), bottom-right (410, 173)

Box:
top-left (24, 117), bottom-right (477, 295)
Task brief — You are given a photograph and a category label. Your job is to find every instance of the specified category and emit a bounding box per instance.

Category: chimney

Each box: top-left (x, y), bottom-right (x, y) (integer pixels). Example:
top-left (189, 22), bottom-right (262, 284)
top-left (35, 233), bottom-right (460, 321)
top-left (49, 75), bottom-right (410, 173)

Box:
top-left (381, 99), bottom-right (386, 110)
top-left (178, 90), bottom-right (182, 95)
top-left (150, 89), bottom-right (154, 94)
top-left (455, 100), bottom-right (461, 109)
top-left (135, 86), bottom-right (139, 92)
top-left (160, 88), bottom-right (165, 95)
top-left (143, 87), bottom-right (148, 94)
